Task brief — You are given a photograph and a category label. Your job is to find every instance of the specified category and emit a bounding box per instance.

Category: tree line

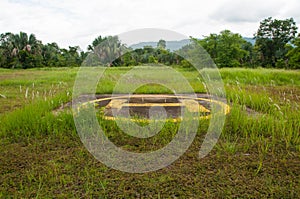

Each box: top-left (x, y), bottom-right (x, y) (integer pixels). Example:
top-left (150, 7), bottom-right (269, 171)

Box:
top-left (0, 17), bottom-right (300, 69)
top-left (0, 32), bottom-right (87, 68)
top-left (187, 17), bottom-right (299, 69)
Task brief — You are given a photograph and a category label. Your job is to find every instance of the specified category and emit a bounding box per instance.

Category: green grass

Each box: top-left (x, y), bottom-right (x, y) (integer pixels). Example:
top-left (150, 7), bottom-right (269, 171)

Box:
top-left (0, 67), bottom-right (77, 114)
top-left (0, 66), bottom-right (299, 198)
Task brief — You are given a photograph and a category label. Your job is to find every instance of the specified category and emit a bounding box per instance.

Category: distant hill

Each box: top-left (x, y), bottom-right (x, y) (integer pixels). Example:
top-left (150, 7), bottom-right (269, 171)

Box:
top-left (243, 37), bottom-right (256, 45)
top-left (130, 39), bottom-right (190, 51)
top-left (129, 37), bottom-right (256, 51)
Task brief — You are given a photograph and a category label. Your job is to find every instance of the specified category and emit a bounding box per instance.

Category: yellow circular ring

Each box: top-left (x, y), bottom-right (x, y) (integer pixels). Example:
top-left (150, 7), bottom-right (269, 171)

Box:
top-left (79, 95), bottom-right (230, 122)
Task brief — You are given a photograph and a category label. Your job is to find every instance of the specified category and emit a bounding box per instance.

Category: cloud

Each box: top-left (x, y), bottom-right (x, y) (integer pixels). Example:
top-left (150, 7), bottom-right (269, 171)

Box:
top-left (210, 0), bottom-right (285, 23)
top-left (278, 0), bottom-right (300, 24)
top-left (0, 0), bottom-right (299, 50)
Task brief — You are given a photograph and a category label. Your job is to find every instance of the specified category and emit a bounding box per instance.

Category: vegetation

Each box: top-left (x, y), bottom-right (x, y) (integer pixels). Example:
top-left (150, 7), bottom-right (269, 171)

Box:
top-left (0, 15), bottom-right (299, 198)
top-left (0, 67), bottom-right (299, 197)
top-left (254, 17), bottom-right (298, 68)
top-left (0, 32), bottom-right (86, 69)
top-left (193, 30), bottom-right (252, 67)
top-left (287, 34), bottom-right (300, 68)
top-left (1, 17), bottom-right (300, 69)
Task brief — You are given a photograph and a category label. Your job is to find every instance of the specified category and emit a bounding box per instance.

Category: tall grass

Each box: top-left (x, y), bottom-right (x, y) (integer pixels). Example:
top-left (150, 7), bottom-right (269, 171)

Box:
top-left (0, 67), bottom-right (299, 152)
top-left (224, 87), bottom-right (300, 153)
top-left (0, 93), bottom-right (75, 140)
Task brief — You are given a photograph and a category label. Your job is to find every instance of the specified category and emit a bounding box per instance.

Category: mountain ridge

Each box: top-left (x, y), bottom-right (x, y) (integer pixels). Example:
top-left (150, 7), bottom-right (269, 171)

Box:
top-left (130, 37), bottom-right (256, 51)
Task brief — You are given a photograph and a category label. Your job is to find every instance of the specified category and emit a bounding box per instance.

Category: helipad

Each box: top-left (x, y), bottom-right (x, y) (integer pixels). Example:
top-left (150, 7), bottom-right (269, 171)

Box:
top-left (80, 94), bottom-right (230, 122)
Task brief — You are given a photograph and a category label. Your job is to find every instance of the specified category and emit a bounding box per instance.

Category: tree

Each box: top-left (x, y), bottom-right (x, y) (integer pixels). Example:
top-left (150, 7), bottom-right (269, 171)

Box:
top-left (197, 33), bottom-right (218, 59)
top-left (0, 31), bottom-right (88, 68)
top-left (157, 39), bottom-right (166, 49)
top-left (10, 32), bottom-right (42, 55)
top-left (0, 32), bottom-right (43, 68)
top-left (93, 36), bottom-right (128, 66)
top-left (254, 17), bottom-right (298, 67)
top-left (156, 48), bottom-right (173, 65)
top-left (41, 43), bottom-right (59, 66)
top-left (18, 50), bottom-right (42, 69)
top-left (216, 30), bottom-right (249, 67)
top-left (286, 34), bottom-right (300, 69)
top-left (120, 51), bottom-right (137, 66)
top-left (0, 33), bottom-right (14, 68)
top-left (87, 35), bottom-right (107, 51)
top-left (197, 30), bottom-right (249, 67)
top-left (0, 48), bottom-right (6, 67)
top-left (241, 41), bottom-right (254, 66)
top-left (67, 46), bottom-right (81, 66)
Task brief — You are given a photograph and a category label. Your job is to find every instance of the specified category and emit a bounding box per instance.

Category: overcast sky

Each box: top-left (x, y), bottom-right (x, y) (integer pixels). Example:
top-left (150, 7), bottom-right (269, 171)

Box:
top-left (1, 0), bottom-right (299, 50)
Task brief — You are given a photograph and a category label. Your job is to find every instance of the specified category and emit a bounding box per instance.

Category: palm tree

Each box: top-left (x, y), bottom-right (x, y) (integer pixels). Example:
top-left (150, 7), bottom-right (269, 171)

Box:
top-left (10, 32), bottom-right (42, 55)
top-left (7, 32), bottom-right (42, 68)
top-left (87, 35), bottom-right (107, 51)
top-left (94, 36), bottom-right (128, 66)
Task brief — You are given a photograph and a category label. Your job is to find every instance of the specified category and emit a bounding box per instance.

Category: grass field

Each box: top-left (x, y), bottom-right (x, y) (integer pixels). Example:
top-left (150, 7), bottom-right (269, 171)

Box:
top-left (0, 66), bottom-right (299, 198)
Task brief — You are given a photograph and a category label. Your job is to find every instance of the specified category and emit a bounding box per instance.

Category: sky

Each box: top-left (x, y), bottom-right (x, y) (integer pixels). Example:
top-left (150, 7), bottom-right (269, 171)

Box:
top-left (0, 0), bottom-right (299, 50)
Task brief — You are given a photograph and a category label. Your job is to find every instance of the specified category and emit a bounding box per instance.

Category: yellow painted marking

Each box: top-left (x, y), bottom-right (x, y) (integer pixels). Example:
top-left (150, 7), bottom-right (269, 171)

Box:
top-left (198, 105), bottom-right (210, 113)
top-left (102, 115), bottom-right (211, 122)
top-left (105, 99), bottom-right (211, 113)
top-left (181, 99), bottom-right (210, 113)
top-left (79, 95), bottom-right (231, 122)
top-left (106, 99), bottom-right (127, 110)
top-left (121, 103), bottom-right (183, 107)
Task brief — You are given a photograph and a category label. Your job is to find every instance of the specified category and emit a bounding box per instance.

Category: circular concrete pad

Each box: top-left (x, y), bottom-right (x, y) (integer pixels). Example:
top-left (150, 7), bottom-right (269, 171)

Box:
top-left (87, 94), bottom-right (230, 121)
